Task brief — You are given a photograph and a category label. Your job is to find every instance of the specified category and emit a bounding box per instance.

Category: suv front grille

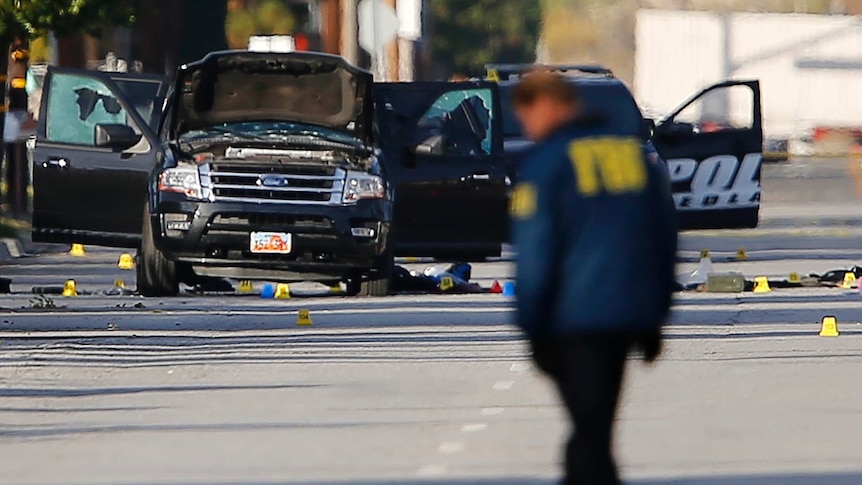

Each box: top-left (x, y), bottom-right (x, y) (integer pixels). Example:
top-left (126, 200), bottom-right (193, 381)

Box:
top-left (206, 213), bottom-right (334, 236)
top-left (205, 162), bottom-right (345, 205)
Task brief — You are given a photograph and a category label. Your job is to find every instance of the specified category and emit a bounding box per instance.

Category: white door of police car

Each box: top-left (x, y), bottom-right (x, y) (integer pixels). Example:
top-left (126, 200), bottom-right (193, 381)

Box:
top-left (652, 80), bottom-right (762, 230)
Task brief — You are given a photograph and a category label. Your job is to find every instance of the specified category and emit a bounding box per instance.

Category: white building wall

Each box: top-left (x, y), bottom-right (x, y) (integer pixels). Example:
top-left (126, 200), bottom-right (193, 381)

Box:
top-left (636, 9), bottom-right (862, 137)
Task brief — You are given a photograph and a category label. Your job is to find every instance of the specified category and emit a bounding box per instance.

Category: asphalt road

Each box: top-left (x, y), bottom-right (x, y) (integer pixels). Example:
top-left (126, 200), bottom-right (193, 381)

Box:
top-left (2, 158), bottom-right (862, 485)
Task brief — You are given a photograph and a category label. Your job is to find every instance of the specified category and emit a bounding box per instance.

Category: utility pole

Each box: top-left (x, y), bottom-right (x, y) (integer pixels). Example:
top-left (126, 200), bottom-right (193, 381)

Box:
top-left (5, 38), bottom-right (29, 216)
top-left (342, 0), bottom-right (359, 64)
top-left (386, 0), bottom-right (399, 81)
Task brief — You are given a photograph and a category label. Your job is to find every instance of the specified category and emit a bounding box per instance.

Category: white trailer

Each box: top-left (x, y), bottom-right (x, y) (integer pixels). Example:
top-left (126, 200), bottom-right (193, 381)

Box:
top-left (635, 9), bottom-right (862, 139)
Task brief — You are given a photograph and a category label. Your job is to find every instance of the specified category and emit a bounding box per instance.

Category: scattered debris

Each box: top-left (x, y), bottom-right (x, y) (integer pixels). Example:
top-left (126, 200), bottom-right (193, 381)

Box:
top-left (28, 295), bottom-right (56, 309)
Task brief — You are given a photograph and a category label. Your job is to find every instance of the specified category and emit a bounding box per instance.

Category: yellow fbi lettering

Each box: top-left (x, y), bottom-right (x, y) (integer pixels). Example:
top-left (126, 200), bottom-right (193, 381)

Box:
top-left (510, 183), bottom-right (538, 219)
top-left (568, 137), bottom-right (646, 196)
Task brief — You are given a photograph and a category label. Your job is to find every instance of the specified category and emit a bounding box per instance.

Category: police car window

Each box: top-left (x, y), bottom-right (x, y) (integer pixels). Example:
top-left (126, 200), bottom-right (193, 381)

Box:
top-left (416, 88), bottom-right (494, 156)
top-left (674, 84), bottom-right (754, 133)
top-left (45, 73), bottom-right (142, 146)
top-left (113, 79), bottom-right (163, 130)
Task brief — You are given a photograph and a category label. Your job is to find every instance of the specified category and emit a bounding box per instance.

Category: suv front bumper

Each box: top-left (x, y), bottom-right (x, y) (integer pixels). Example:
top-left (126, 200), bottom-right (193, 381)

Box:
top-left (153, 198), bottom-right (390, 281)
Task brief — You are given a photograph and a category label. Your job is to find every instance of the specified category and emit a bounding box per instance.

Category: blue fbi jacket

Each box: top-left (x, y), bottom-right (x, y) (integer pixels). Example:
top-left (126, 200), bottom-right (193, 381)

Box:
top-left (511, 122), bottom-right (677, 338)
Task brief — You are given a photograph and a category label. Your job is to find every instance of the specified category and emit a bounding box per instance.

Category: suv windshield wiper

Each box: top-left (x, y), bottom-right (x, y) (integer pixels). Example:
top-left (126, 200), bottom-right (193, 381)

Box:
top-left (258, 131), bottom-right (364, 149)
top-left (207, 126), bottom-right (268, 141)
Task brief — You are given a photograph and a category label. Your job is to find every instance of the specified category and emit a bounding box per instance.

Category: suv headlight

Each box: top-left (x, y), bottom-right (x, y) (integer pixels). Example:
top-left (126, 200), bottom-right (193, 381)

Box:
top-left (343, 171), bottom-right (385, 203)
top-left (158, 166), bottom-right (204, 200)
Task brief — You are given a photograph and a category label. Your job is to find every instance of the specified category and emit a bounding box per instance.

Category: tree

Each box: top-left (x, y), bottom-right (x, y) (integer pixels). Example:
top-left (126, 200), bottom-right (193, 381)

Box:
top-left (0, 0), bottom-right (135, 66)
top-left (428, 0), bottom-right (543, 78)
top-left (1, 0), bottom-right (134, 37)
top-left (226, 0), bottom-right (296, 49)
top-left (136, 0), bottom-right (184, 75)
top-left (0, 1), bottom-right (134, 215)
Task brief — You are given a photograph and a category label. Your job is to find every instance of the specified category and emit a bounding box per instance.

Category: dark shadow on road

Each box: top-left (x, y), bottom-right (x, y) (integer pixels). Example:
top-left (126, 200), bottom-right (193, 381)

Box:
top-left (0, 384), bottom-right (318, 398)
top-left (0, 418), bottom-right (471, 439)
top-left (0, 406), bottom-right (162, 413)
top-left (675, 294), bottom-right (862, 306)
top-left (665, 330), bottom-right (828, 340)
top-left (632, 473), bottom-right (862, 484)
top-left (75, 471), bottom-right (862, 485)
top-left (670, 306), bottom-right (862, 326)
top-left (0, 328), bottom-right (528, 368)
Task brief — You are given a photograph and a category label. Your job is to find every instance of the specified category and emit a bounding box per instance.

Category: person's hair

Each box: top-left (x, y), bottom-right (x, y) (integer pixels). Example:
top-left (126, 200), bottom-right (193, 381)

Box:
top-left (511, 70), bottom-right (580, 108)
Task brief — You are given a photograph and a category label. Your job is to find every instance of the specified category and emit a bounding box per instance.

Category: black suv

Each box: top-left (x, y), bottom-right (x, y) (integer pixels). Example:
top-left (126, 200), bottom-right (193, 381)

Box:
top-left (30, 51), bottom-right (508, 296)
top-left (490, 64), bottom-right (764, 230)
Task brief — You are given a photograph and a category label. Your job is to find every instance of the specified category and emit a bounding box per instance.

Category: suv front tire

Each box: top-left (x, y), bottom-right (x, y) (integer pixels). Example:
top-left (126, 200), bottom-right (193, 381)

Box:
top-left (347, 251), bottom-right (393, 297)
top-left (137, 206), bottom-right (180, 297)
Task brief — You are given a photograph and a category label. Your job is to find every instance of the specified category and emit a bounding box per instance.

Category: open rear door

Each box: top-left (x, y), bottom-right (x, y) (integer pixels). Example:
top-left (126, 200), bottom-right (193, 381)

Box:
top-left (31, 68), bottom-right (167, 247)
top-left (374, 81), bottom-right (508, 259)
top-left (652, 80), bottom-right (763, 230)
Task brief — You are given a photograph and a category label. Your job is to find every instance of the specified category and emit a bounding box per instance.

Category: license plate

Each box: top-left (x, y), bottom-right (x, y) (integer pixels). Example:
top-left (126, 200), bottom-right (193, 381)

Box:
top-left (250, 232), bottom-right (292, 254)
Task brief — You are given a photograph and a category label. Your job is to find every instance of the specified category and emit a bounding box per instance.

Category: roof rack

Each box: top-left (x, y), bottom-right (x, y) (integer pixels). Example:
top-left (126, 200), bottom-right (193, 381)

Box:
top-left (485, 63), bottom-right (614, 81)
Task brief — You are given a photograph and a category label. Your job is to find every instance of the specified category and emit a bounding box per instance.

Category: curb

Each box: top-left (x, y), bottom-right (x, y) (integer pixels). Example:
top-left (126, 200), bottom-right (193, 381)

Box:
top-left (0, 238), bottom-right (23, 262)
top-left (0, 236), bottom-right (67, 263)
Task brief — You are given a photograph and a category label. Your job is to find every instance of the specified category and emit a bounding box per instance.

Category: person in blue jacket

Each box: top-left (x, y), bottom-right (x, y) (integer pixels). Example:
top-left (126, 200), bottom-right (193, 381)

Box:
top-left (509, 71), bottom-right (677, 485)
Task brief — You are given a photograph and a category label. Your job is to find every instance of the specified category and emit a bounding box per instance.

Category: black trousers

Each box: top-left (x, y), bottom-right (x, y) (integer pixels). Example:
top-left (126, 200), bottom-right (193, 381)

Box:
top-left (537, 333), bottom-right (633, 485)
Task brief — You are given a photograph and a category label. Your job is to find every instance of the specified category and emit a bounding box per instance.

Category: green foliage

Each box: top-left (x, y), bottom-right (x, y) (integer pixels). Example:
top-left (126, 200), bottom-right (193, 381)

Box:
top-left (429, 0), bottom-right (542, 77)
top-left (0, 0), bottom-right (134, 42)
top-left (226, 0), bottom-right (295, 49)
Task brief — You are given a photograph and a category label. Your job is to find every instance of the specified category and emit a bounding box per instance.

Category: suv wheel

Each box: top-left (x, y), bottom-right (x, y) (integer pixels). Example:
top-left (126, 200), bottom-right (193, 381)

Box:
top-left (348, 252), bottom-right (393, 297)
top-left (137, 206), bottom-right (180, 297)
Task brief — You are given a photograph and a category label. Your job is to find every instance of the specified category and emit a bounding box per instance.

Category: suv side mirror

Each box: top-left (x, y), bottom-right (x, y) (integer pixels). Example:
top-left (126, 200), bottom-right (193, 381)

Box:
top-left (95, 124), bottom-right (141, 150)
top-left (641, 118), bottom-right (656, 140)
top-left (415, 134), bottom-right (446, 157)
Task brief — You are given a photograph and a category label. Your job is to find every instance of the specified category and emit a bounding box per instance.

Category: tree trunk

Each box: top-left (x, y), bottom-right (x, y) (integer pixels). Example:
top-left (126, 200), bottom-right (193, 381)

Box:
top-left (137, 0), bottom-right (184, 75)
top-left (5, 38), bottom-right (30, 216)
top-left (55, 35), bottom-right (87, 68)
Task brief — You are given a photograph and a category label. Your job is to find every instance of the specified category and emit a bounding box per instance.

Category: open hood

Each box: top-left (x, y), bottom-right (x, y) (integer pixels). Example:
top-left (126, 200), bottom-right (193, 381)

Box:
top-left (171, 50), bottom-right (373, 144)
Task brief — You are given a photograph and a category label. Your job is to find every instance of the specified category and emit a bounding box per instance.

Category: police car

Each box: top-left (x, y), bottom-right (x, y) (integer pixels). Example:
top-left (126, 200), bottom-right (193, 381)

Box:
top-left (490, 64), bottom-right (763, 230)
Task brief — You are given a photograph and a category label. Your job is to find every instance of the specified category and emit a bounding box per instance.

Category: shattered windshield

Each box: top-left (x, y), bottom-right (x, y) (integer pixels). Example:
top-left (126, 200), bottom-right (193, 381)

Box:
top-left (113, 78), bottom-right (164, 130)
top-left (179, 121), bottom-right (363, 146)
top-left (45, 73), bottom-right (137, 145)
top-left (417, 89), bottom-right (494, 155)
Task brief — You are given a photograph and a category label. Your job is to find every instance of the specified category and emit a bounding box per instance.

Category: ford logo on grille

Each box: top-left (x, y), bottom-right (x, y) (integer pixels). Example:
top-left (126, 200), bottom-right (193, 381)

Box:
top-left (258, 175), bottom-right (289, 187)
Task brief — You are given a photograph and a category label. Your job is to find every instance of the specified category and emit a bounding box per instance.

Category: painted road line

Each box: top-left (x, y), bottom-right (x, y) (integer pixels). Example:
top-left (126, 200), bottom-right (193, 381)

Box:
top-left (438, 442), bottom-right (465, 454)
top-left (493, 380), bottom-right (515, 391)
top-left (462, 423), bottom-right (488, 433)
top-left (416, 465), bottom-right (447, 476)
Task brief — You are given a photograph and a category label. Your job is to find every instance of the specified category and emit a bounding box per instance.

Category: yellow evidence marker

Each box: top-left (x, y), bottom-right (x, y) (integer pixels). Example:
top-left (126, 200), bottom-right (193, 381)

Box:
top-left (440, 276), bottom-right (455, 292)
top-left (62, 280), bottom-right (77, 297)
top-left (753, 276), bottom-right (771, 293)
top-left (819, 316), bottom-right (839, 337)
top-left (238, 280), bottom-right (254, 293)
top-left (274, 283), bottom-right (291, 299)
top-left (118, 253), bottom-right (135, 270)
top-left (297, 309), bottom-right (312, 326)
